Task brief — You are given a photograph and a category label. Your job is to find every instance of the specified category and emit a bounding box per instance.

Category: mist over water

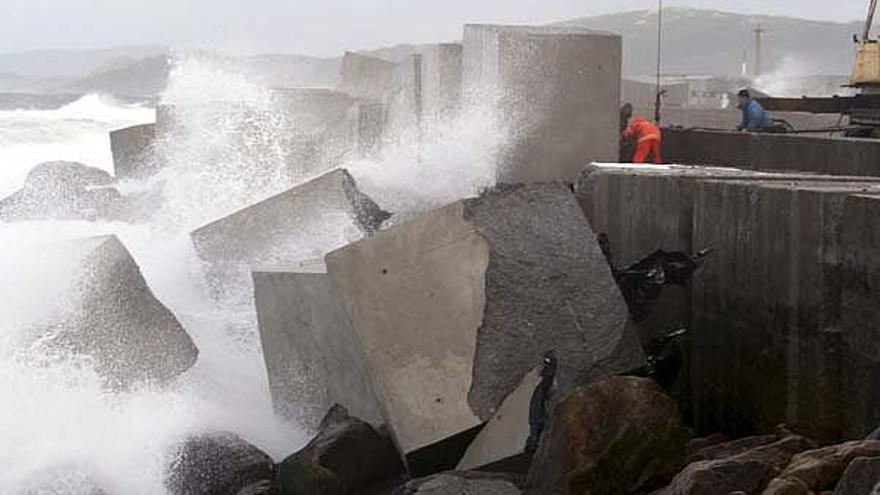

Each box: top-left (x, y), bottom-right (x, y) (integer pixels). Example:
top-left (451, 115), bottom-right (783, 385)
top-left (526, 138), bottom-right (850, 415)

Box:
top-left (0, 53), bottom-right (502, 494)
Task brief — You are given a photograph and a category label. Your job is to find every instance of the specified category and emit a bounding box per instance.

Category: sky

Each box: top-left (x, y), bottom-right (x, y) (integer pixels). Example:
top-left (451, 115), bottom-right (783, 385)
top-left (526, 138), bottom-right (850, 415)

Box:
top-left (0, 0), bottom-right (872, 56)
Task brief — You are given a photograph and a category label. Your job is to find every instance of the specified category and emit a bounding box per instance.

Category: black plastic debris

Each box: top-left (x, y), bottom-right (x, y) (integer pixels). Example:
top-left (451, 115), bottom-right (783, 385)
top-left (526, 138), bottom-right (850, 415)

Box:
top-left (597, 233), bottom-right (711, 322)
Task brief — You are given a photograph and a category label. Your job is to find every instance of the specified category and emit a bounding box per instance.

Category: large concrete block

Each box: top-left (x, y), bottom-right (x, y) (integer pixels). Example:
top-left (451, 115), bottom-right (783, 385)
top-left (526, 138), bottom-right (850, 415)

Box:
top-left (384, 54), bottom-right (423, 139)
top-left (420, 43), bottom-right (463, 122)
top-left (5, 235), bottom-right (198, 389)
top-left (463, 25), bottom-right (621, 183)
top-left (325, 183), bottom-right (644, 456)
top-left (191, 168), bottom-right (390, 290)
top-left (110, 122), bottom-right (157, 179)
top-left (338, 52), bottom-right (397, 101)
top-left (456, 368), bottom-right (539, 472)
top-left (253, 266), bottom-right (384, 429)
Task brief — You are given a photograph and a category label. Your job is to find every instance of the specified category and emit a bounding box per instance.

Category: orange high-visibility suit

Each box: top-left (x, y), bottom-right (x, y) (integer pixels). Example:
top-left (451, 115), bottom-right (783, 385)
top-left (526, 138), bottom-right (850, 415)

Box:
top-left (623, 116), bottom-right (663, 164)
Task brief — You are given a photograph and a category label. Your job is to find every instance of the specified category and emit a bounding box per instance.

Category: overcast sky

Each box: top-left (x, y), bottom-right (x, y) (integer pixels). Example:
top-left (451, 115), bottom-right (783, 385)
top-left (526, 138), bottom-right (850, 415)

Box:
top-left (0, 0), bottom-right (871, 56)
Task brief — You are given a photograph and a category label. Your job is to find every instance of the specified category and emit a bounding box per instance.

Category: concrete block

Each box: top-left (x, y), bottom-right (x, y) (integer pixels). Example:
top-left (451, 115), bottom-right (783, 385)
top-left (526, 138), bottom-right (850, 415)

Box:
top-left (191, 168), bottom-right (390, 291)
top-left (384, 54), bottom-right (423, 139)
top-left (420, 43), bottom-right (463, 122)
top-left (253, 267), bottom-right (384, 429)
top-left (456, 368), bottom-right (539, 472)
top-left (6, 235), bottom-right (198, 389)
top-left (110, 123), bottom-right (157, 179)
top-left (462, 25), bottom-right (621, 183)
top-left (271, 89), bottom-right (359, 175)
top-left (325, 183), bottom-right (643, 456)
top-left (338, 52), bottom-right (397, 101)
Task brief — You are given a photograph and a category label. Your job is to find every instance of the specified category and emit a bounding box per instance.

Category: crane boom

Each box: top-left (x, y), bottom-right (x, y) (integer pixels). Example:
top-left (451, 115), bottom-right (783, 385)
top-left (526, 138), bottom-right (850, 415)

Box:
top-left (865, 0), bottom-right (878, 41)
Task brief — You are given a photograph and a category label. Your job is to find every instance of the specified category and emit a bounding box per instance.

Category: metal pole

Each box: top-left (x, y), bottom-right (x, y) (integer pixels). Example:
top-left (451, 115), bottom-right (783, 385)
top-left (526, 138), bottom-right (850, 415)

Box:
top-left (654, 0), bottom-right (663, 124)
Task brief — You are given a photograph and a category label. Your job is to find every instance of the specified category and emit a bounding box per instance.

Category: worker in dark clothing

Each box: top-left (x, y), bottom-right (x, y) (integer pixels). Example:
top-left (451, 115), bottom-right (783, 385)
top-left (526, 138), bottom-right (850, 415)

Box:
top-left (623, 116), bottom-right (663, 164)
top-left (525, 351), bottom-right (558, 453)
top-left (620, 103), bottom-right (634, 132)
top-left (736, 89), bottom-right (772, 131)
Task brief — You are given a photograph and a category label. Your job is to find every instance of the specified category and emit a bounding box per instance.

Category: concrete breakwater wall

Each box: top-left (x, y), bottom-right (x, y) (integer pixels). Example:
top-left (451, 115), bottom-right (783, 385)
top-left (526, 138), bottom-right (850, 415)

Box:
top-left (661, 128), bottom-right (880, 176)
top-left (577, 164), bottom-right (880, 442)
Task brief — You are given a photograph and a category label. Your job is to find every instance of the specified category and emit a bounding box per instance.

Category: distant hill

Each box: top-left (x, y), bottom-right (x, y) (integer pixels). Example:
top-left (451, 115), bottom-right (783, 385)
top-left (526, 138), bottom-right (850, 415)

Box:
top-left (0, 45), bottom-right (167, 78)
top-left (557, 8), bottom-right (863, 77)
top-left (61, 56), bottom-right (170, 98)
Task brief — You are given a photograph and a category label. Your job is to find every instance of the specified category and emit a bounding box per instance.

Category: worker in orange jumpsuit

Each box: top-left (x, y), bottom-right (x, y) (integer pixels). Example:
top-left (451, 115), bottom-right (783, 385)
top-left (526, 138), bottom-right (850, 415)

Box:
top-left (622, 116), bottom-right (663, 164)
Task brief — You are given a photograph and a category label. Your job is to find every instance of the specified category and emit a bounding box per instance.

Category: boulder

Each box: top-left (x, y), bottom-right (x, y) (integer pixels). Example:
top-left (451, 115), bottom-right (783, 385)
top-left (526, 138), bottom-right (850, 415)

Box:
top-left (165, 432), bottom-right (276, 495)
top-left (763, 441), bottom-right (880, 494)
top-left (277, 405), bottom-right (406, 495)
top-left (253, 266), bottom-right (384, 429)
top-left (687, 433), bottom-right (780, 464)
top-left (7, 235), bottom-right (198, 390)
top-left (0, 161), bottom-right (126, 221)
top-left (658, 434), bottom-right (815, 495)
top-left (834, 457), bottom-right (880, 495)
top-left (191, 168), bottom-right (390, 292)
top-left (325, 183), bottom-right (644, 460)
top-left (525, 376), bottom-right (686, 495)
top-left (403, 472), bottom-right (522, 495)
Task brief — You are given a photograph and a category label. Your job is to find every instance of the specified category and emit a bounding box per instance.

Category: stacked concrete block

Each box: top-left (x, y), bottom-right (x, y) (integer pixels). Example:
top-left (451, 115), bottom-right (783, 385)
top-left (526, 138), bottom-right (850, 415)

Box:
top-left (325, 183), bottom-right (644, 459)
top-left (110, 122), bottom-right (157, 179)
top-left (271, 88), bottom-right (359, 175)
top-left (253, 265), bottom-right (384, 430)
top-left (191, 168), bottom-right (390, 292)
top-left (384, 54), bottom-right (423, 140)
top-left (420, 43), bottom-right (463, 122)
top-left (462, 25), bottom-right (621, 183)
top-left (338, 52), bottom-right (397, 101)
top-left (577, 163), bottom-right (880, 441)
top-left (12, 235), bottom-right (198, 390)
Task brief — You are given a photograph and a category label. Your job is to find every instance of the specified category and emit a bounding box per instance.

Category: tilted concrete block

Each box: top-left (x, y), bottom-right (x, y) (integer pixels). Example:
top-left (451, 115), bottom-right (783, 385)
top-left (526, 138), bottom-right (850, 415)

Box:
top-left (456, 368), bottom-right (540, 472)
top-left (5, 235), bottom-right (198, 389)
top-left (253, 265), bottom-right (384, 429)
top-left (325, 183), bottom-right (644, 456)
top-left (110, 122), bottom-right (157, 179)
top-left (191, 168), bottom-right (390, 291)
top-left (463, 25), bottom-right (621, 183)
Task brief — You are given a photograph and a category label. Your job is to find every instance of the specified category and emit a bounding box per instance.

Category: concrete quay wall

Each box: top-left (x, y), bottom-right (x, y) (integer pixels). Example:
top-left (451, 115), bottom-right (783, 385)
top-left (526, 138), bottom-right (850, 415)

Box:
top-left (577, 163), bottom-right (880, 441)
top-left (662, 129), bottom-right (880, 176)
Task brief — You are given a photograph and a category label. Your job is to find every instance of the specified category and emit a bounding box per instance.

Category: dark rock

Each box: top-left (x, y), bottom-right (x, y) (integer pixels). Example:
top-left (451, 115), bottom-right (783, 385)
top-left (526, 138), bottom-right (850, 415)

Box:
top-left (684, 433), bottom-right (728, 461)
top-left (835, 457), bottom-right (880, 495)
top-left (166, 432), bottom-right (277, 495)
top-left (0, 161), bottom-right (126, 221)
top-left (764, 441), bottom-right (880, 494)
top-left (686, 433), bottom-right (779, 464)
top-left (278, 406), bottom-right (406, 495)
top-left (402, 471), bottom-right (522, 494)
top-left (658, 434), bottom-right (815, 495)
top-left (526, 376), bottom-right (686, 495)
